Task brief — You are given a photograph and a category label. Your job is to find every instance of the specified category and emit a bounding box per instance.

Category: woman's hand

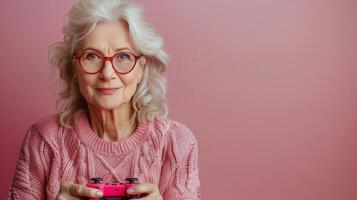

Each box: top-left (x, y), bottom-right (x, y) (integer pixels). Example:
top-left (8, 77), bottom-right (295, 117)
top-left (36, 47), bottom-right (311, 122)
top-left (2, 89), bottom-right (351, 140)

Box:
top-left (127, 183), bottom-right (163, 200)
top-left (56, 182), bottom-right (103, 200)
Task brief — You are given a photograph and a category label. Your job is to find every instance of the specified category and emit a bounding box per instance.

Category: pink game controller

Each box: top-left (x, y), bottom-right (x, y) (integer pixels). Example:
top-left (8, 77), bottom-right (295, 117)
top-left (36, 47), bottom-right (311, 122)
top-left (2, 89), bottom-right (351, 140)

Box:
top-left (87, 177), bottom-right (143, 200)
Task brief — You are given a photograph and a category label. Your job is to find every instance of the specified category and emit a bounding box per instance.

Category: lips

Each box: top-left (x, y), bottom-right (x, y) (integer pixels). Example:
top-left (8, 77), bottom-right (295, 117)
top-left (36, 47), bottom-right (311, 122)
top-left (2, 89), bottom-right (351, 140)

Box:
top-left (96, 88), bottom-right (120, 95)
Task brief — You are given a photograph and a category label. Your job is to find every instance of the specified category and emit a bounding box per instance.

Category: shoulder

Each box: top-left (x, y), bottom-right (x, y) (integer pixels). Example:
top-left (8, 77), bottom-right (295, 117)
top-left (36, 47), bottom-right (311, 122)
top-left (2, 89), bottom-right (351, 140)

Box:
top-left (26, 113), bottom-right (63, 146)
top-left (17, 114), bottom-right (62, 163)
top-left (33, 113), bottom-right (61, 129)
top-left (151, 117), bottom-right (198, 149)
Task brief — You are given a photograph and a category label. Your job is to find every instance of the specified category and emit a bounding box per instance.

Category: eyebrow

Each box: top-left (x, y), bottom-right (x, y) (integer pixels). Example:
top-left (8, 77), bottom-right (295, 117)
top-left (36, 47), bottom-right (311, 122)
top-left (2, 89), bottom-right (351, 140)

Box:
top-left (81, 47), bottom-right (135, 53)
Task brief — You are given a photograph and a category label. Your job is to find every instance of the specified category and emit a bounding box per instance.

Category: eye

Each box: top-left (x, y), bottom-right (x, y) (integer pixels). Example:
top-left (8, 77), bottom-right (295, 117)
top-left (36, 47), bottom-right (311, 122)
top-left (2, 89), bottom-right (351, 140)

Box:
top-left (83, 52), bottom-right (100, 60)
top-left (115, 52), bottom-right (133, 61)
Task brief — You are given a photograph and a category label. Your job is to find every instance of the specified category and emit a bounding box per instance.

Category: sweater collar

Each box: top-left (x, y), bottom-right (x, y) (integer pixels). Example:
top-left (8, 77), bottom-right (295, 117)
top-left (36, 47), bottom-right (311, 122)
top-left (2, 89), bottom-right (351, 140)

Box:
top-left (74, 112), bottom-right (149, 155)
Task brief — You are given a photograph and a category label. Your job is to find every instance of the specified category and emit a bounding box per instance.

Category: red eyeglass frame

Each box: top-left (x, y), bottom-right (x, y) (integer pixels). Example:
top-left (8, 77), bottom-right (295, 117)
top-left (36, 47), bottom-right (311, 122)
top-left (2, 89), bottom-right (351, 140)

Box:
top-left (72, 51), bottom-right (142, 75)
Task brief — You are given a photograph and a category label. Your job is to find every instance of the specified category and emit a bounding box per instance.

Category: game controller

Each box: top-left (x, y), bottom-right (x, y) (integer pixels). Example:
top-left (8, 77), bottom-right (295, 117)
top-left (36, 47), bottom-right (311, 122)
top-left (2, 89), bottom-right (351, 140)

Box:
top-left (87, 177), bottom-right (143, 200)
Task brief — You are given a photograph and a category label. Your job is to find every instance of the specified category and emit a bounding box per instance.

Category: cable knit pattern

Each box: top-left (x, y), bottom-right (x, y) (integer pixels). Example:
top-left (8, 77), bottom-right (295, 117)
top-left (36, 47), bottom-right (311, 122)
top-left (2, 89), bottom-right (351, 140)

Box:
top-left (8, 113), bottom-right (200, 200)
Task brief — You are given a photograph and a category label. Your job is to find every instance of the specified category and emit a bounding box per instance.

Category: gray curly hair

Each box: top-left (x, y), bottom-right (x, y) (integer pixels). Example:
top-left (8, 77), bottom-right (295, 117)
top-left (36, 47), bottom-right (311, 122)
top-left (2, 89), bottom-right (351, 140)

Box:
top-left (48, 0), bottom-right (169, 128)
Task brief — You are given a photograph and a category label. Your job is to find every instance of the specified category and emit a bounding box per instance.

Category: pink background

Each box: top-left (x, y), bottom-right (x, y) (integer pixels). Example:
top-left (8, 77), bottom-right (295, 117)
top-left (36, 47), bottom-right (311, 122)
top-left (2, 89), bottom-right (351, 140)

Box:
top-left (1, 0), bottom-right (357, 199)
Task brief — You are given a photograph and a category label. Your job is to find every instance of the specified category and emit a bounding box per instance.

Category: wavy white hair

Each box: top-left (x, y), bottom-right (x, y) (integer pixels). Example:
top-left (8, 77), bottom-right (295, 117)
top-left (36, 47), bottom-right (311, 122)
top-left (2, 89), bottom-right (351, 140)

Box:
top-left (48, 0), bottom-right (169, 128)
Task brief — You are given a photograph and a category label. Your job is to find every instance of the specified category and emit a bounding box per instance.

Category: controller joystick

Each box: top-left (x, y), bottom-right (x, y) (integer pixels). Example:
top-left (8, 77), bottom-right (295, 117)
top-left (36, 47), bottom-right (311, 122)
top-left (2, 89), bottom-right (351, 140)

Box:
top-left (90, 177), bottom-right (103, 184)
top-left (125, 178), bottom-right (138, 184)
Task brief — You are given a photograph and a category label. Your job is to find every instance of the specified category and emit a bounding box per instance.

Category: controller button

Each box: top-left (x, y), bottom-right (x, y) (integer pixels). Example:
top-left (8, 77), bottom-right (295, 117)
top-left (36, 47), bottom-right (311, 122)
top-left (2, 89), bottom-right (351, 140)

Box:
top-left (126, 178), bottom-right (138, 184)
top-left (90, 177), bottom-right (103, 183)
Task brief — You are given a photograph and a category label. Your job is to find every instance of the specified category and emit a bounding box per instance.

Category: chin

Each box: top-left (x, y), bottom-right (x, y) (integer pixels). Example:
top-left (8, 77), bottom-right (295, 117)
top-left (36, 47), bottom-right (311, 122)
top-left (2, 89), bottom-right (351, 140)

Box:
top-left (96, 98), bottom-right (131, 110)
top-left (96, 102), bottom-right (123, 110)
top-left (88, 95), bottom-right (131, 111)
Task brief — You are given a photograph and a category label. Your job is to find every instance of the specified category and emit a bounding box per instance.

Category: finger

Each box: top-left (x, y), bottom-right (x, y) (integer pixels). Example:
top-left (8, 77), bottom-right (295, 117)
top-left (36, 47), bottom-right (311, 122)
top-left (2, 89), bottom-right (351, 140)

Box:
top-left (56, 193), bottom-right (81, 200)
top-left (63, 182), bottom-right (103, 198)
top-left (133, 192), bottom-right (163, 200)
top-left (127, 183), bottom-right (157, 195)
top-left (57, 183), bottom-right (81, 200)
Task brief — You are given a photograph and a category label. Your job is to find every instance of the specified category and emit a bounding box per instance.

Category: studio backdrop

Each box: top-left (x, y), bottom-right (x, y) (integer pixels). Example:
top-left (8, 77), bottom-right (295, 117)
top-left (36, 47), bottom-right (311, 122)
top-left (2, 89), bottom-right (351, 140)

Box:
top-left (1, 0), bottom-right (357, 199)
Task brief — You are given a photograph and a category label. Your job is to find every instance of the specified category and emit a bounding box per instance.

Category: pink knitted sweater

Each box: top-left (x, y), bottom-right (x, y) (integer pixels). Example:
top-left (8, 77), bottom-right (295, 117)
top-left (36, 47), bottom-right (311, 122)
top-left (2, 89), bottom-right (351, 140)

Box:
top-left (8, 113), bottom-right (200, 199)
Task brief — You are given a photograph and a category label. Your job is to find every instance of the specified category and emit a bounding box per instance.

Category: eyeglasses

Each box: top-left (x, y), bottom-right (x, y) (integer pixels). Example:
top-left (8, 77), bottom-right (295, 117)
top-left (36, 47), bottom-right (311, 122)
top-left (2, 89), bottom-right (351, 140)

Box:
top-left (73, 51), bottom-right (142, 74)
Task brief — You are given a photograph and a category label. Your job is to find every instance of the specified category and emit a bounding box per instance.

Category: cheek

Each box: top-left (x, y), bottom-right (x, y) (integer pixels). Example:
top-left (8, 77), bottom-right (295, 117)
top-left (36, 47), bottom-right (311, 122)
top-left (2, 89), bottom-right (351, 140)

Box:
top-left (77, 76), bottom-right (96, 101)
top-left (121, 65), bottom-right (142, 86)
top-left (122, 78), bottom-right (138, 101)
top-left (121, 70), bottom-right (142, 100)
top-left (124, 67), bottom-right (142, 83)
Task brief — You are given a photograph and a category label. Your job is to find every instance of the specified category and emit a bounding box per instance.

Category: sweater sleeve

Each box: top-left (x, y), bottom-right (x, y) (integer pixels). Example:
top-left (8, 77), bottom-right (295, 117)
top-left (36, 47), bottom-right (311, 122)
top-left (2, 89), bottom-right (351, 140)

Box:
top-left (160, 123), bottom-right (201, 200)
top-left (8, 124), bottom-right (57, 200)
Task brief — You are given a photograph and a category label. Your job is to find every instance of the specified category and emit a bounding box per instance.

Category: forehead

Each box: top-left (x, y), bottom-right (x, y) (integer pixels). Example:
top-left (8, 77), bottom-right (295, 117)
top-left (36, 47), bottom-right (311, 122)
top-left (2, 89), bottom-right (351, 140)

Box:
top-left (79, 20), bottom-right (137, 52)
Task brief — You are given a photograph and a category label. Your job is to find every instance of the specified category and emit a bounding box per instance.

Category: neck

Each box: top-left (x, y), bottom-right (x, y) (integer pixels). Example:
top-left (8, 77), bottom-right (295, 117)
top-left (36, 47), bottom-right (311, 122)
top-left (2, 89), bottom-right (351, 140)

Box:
top-left (87, 102), bottom-right (137, 142)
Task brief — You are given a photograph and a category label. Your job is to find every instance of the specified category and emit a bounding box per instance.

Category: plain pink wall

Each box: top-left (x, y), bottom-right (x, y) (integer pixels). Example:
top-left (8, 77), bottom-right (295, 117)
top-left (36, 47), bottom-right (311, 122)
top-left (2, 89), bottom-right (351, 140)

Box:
top-left (1, 0), bottom-right (357, 199)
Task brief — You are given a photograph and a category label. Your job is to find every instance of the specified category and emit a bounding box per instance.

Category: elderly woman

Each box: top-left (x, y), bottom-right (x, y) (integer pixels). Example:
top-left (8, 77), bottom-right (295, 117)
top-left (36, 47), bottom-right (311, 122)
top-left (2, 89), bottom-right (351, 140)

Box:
top-left (8, 0), bottom-right (200, 199)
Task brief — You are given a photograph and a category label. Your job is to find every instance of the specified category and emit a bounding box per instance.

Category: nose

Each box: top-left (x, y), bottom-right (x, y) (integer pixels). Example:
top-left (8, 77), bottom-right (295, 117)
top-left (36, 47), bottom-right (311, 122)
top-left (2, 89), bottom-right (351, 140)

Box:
top-left (99, 58), bottom-right (116, 80)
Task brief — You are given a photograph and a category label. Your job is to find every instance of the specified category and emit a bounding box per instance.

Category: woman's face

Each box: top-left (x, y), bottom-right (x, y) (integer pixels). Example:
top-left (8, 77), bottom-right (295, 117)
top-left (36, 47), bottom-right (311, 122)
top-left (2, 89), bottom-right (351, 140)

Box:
top-left (74, 20), bottom-right (144, 110)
